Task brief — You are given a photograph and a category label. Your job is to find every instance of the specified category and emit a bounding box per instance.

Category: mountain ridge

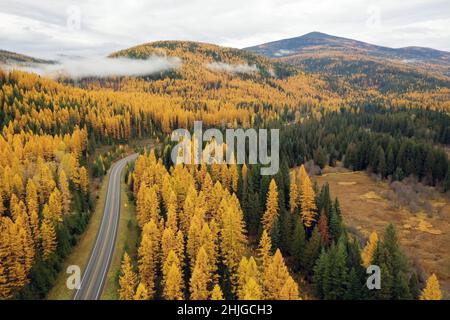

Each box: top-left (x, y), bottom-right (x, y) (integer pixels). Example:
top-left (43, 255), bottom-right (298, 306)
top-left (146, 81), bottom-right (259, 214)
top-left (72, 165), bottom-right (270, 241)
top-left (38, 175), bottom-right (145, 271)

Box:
top-left (245, 31), bottom-right (450, 61)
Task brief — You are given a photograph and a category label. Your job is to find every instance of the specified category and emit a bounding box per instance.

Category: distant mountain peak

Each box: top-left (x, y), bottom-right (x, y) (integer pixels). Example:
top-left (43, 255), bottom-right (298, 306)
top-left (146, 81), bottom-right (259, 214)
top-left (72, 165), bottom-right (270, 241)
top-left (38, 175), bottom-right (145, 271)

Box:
top-left (244, 32), bottom-right (450, 73)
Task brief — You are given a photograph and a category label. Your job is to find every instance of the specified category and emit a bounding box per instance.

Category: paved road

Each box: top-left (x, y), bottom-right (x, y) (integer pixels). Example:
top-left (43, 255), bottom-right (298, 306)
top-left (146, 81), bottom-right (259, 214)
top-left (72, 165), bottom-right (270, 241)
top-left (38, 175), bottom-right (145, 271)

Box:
top-left (74, 153), bottom-right (138, 300)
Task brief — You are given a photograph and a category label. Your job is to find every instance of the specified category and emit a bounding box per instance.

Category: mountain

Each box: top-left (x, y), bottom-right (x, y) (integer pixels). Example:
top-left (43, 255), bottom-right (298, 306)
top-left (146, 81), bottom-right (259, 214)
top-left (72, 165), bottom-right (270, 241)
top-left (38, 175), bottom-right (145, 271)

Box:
top-left (110, 40), bottom-right (297, 80)
top-left (245, 32), bottom-right (450, 93)
top-left (245, 31), bottom-right (450, 66)
top-left (0, 49), bottom-right (52, 65)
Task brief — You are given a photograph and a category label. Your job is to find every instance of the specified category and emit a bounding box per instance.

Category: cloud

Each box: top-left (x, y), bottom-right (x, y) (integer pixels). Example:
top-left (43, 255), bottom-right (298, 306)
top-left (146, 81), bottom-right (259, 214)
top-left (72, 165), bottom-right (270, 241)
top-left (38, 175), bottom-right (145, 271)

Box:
top-left (274, 49), bottom-right (294, 57)
top-left (206, 62), bottom-right (259, 74)
top-left (0, 0), bottom-right (449, 56)
top-left (7, 55), bottom-right (182, 79)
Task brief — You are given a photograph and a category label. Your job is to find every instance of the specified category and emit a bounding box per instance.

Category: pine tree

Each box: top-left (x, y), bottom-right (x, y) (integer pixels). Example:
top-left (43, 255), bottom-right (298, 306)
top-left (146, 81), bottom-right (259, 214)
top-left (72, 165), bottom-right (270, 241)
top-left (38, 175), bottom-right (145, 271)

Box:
top-left (189, 247), bottom-right (210, 300)
top-left (304, 228), bottom-right (321, 274)
top-left (312, 249), bottom-right (328, 299)
top-left (262, 179), bottom-right (279, 233)
top-left (322, 240), bottom-right (348, 300)
top-left (444, 163), bottom-right (450, 192)
top-left (409, 272), bottom-right (420, 300)
top-left (118, 252), bottom-right (137, 300)
top-left (328, 207), bottom-right (342, 242)
top-left (393, 271), bottom-right (412, 300)
top-left (420, 274), bottom-right (442, 300)
top-left (291, 218), bottom-right (306, 271)
top-left (361, 231), bottom-right (378, 268)
top-left (299, 166), bottom-right (317, 228)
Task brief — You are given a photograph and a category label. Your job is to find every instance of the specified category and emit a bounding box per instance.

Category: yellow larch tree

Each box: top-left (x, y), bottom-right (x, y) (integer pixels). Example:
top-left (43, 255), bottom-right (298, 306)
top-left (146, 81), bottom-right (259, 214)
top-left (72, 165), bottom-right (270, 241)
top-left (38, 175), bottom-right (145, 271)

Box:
top-left (0, 193), bottom-right (4, 216)
top-left (37, 159), bottom-right (56, 204)
top-left (262, 179), bottom-right (279, 233)
top-left (220, 161), bottom-right (230, 191)
top-left (299, 165), bottom-right (317, 228)
top-left (161, 226), bottom-right (177, 264)
top-left (211, 284), bottom-right (224, 300)
top-left (138, 231), bottom-right (157, 299)
top-left (25, 180), bottom-right (40, 240)
top-left (187, 214), bottom-right (204, 270)
top-left (163, 254), bottom-right (184, 300)
top-left (180, 185), bottom-right (197, 234)
top-left (200, 222), bottom-right (218, 280)
top-left (241, 163), bottom-right (248, 193)
top-left (175, 230), bottom-right (185, 269)
top-left (134, 282), bottom-right (149, 300)
top-left (280, 277), bottom-right (300, 300)
top-left (142, 219), bottom-right (160, 262)
top-left (257, 230), bottom-right (272, 272)
top-left (41, 204), bottom-right (57, 260)
top-left (118, 252), bottom-right (137, 300)
top-left (263, 249), bottom-right (298, 300)
top-left (165, 189), bottom-right (178, 231)
top-left (0, 263), bottom-right (8, 299)
top-left (242, 277), bottom-right (262, 300)
top-left (162, 250), bottom-right (182, 288)
top-left (289, 173), bottom-right (299, 214)
top-left (219, 195), bottom-right (247, 290)
top-left (237, 256), bottom-right (260, 300)
top-left (58, 169), bottom-right (71, 214)
top-left (48, 187), bottom-right (63, 223)
top-left (230, 163), bottom-right (239, 194)
top-left (189, 246), bottom-right (211, 300)
top-left (420, 274), bottom-right (442, 300)
top-left (361, 231), bottom-right (378, 268)
top-left (78, 166), bottom-right (89, 194)
top-left (15, 210), bottom-right (35, 273)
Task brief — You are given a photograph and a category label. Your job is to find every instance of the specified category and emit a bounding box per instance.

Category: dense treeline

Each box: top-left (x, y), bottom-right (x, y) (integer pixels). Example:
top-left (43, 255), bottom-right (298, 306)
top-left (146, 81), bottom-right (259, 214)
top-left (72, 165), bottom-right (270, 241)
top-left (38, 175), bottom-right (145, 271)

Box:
top-left (119, 148), bottom-right (442, 300)
top-left (1, 38), bottom-right (448, 300)
top-left (120, 151), bottom-right (300, 300)
top-left (280, 107), bottom-right (450, 189)
top-left (284, 54), bottom-right (450, 94)
top-left (0, 128), bottom-right (91, 298)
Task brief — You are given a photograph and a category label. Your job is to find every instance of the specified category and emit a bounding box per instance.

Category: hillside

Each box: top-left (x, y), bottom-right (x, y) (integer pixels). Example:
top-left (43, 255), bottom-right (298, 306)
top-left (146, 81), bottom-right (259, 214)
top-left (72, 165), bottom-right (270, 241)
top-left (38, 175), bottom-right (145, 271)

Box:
top-left (245, 32), bottom-right (450, 93)
top-left (245, 31), bottom-right (450, 67)
top-left (0, 49), bottom-right (52, 65)
top-left (0, 37), bottom-right (449, 301)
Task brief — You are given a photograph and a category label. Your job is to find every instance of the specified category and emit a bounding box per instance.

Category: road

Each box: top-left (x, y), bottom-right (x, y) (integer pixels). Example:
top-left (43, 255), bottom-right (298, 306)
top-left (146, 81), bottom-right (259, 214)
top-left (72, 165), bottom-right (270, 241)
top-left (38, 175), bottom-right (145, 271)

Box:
top-left (74, 153), bottom-right (138, 300)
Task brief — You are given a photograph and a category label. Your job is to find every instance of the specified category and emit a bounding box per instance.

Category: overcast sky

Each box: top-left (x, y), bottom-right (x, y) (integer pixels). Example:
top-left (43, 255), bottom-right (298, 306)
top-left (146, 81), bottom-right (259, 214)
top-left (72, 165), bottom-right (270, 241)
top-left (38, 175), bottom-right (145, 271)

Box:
top-left (0, 0), bottom-right (449, 59)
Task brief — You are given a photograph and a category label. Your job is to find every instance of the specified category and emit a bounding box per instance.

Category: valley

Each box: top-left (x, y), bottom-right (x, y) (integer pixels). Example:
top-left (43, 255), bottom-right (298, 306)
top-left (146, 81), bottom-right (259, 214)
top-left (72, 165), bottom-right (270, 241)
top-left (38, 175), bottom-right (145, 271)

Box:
top-left (0, 31), bottom-right (449, 301)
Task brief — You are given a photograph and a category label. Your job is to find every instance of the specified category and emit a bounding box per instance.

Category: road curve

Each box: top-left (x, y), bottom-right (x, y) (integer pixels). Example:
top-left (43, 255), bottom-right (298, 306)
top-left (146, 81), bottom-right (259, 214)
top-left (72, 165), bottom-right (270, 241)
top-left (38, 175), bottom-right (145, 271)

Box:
top-left (74, 153), bottom-right (138, 300)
